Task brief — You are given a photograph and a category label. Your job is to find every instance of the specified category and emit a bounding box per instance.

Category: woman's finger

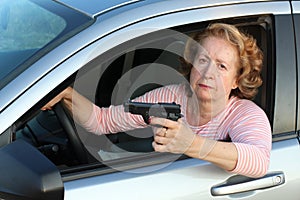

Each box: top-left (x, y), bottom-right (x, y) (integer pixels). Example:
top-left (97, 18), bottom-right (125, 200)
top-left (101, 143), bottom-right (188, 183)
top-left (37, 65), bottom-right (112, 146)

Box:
top-left (154, 134), bottom-right (170, 145)
top-left (152, 141), bottom-right (167, 152)
top-left (41, 100), bottom-right (57, 110)
top-left (150, 117), bottom-right (178, 129)
top-left (155, 127), bottom-right (168, 137)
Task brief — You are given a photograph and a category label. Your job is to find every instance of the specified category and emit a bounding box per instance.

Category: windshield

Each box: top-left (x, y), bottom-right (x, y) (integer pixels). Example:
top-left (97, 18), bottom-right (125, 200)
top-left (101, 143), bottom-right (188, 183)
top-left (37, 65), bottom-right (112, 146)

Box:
top-left (0, 0), bottom-right (94, 89)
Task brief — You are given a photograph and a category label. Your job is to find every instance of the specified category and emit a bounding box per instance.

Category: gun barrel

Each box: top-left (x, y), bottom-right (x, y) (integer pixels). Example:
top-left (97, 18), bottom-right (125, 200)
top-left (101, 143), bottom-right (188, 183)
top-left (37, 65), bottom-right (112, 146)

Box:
top-left (123, 100), bottom-right (182, 123)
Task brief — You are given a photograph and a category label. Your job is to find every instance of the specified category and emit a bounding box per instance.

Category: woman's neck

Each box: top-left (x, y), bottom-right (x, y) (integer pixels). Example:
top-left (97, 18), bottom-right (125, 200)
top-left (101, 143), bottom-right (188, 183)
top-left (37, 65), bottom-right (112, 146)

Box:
top-left (186, 95), bottom-right (229, 126)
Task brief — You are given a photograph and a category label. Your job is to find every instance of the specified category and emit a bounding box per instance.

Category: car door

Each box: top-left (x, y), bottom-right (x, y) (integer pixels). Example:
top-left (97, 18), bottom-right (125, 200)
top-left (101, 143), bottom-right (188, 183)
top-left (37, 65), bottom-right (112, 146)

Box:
top-left (60, 1), bottom-right (300, 199)
top-left (1, 1), bottom-right (300, 200)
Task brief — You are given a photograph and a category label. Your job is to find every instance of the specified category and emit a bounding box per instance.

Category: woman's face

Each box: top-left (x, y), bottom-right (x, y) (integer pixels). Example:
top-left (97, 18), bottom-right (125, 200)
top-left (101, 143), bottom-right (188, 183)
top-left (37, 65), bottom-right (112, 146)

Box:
top-left (190, 36), bottom-right (239, 104)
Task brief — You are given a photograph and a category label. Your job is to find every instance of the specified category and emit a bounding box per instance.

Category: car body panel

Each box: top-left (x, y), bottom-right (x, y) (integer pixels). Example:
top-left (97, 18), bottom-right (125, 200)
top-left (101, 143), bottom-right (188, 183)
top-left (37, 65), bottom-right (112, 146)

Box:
top-left (293, 0), bottom-right (300, 13)
top-left (55, 0), bottom-right (142, 17)
top-left (63, 139), bottom-right (300, 200)
top-left (55, 0), bottom-right (291, 17)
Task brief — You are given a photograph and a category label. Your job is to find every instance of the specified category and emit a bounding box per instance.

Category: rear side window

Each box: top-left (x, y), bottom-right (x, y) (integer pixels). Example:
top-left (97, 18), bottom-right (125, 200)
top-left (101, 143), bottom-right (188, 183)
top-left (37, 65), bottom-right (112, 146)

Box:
top-left (0, 0), bottom-right (66, 51)
top-left (0, 0), bottom-right (94, 89)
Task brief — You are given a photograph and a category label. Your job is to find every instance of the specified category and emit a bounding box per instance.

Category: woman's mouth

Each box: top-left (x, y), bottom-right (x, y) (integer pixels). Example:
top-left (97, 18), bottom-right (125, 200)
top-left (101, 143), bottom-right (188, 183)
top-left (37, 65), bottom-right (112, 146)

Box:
top-left (198, 83), bottom-right (212, 89)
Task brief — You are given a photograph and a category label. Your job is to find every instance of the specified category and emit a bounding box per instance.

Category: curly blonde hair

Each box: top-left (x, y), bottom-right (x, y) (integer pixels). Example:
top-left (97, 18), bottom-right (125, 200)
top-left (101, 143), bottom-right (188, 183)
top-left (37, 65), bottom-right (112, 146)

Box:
top-left (180, 23), bottom-right (263, 100)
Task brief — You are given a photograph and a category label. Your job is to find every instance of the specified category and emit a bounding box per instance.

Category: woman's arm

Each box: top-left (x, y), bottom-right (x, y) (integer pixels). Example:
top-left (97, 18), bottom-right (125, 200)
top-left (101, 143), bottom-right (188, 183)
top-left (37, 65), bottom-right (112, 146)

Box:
top-left (187, 135), bottom-right (238, 171)
top-left (151, 118), bottom-right (237, 170)
top-left (42, 87), bottom-right (93, 125)
top-left (151, 117), bottom-right (271, 178)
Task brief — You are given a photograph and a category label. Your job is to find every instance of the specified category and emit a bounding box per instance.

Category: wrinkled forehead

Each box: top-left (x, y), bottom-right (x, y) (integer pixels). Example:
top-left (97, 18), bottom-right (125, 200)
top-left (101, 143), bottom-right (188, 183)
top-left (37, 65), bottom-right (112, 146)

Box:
top-left (199, 37), bottom-right (238, 58)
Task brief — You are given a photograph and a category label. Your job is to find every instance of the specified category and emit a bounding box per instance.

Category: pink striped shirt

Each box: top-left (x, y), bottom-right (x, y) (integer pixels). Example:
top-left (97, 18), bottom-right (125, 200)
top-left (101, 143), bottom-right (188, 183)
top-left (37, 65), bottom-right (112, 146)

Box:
top-left (83, 84), bottom-right (272, 177)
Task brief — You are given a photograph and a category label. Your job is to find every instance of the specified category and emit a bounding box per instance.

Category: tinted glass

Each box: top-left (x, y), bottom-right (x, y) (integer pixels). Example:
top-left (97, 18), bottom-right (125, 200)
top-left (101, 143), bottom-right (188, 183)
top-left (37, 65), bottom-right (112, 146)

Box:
top-left (0, 0), bottom-right (94, 89)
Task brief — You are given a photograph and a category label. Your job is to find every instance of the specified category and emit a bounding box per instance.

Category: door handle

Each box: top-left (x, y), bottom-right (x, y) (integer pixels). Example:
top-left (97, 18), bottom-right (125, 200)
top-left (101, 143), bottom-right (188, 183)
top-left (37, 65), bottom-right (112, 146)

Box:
top-left (211, 171), bottom-right (285, 196)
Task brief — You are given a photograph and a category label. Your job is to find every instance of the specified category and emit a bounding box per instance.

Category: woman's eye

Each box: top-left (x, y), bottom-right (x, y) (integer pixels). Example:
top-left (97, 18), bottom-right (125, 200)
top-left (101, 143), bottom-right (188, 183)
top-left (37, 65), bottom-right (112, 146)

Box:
top-left (199, 57), bottom-right (209, 64)
top-left (199, 58), bottom-right (207, 63)
top-left (219, 64), bottom-right (227, 70)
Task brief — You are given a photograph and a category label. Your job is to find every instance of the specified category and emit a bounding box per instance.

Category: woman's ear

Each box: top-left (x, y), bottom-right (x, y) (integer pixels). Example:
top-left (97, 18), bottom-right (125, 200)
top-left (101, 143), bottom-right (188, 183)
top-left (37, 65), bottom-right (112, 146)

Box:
top-left (232, 79), bottom-right (238, 90)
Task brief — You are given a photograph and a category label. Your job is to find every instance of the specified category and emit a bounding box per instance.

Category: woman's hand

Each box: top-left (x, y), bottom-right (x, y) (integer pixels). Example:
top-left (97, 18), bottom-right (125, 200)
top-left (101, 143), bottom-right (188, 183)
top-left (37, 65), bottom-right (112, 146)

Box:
top-left (150, 118), bottom-right (196, 154)
top-left (150, 117), bottom-right (238, 172)
top-left (41, 87), bottom-right (93, 126)
top-left (41, 87), bottom-right (72, 111)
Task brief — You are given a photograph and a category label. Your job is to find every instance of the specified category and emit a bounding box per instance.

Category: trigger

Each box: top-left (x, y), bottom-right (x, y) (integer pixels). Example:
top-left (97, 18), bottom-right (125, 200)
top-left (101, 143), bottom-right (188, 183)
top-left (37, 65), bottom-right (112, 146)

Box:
top-left (142, 114), bottom-right (150, 124)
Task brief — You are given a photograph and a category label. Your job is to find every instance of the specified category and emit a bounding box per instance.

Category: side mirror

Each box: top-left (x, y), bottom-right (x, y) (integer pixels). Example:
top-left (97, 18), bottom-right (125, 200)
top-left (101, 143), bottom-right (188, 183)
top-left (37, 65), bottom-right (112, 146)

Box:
top-left (0, 140), bottom-right (64, 200)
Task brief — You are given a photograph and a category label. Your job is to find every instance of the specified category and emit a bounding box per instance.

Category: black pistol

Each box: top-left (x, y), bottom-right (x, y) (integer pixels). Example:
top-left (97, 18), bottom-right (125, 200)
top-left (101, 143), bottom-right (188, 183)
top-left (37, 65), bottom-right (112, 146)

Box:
top-left (123, 100), bottom-right (182, 124)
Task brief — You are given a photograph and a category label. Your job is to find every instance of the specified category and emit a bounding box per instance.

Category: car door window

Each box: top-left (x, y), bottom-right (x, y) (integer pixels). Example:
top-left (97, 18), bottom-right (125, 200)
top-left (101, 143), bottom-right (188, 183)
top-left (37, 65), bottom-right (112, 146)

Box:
top-left (12, 15), bottom-right (274, 174)
top-left (74, 17), bottom-right (274, 164)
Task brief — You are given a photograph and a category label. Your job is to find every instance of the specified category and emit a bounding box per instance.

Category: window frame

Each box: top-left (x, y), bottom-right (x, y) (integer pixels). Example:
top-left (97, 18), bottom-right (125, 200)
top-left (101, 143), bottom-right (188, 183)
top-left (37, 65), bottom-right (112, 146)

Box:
top-left (58, 15), bottom-right (276, 179)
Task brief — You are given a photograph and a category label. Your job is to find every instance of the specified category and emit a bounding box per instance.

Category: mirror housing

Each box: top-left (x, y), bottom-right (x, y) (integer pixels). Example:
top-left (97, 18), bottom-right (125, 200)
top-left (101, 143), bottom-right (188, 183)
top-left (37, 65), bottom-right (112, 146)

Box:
top-left (0, 140), bottom-right (64, 200)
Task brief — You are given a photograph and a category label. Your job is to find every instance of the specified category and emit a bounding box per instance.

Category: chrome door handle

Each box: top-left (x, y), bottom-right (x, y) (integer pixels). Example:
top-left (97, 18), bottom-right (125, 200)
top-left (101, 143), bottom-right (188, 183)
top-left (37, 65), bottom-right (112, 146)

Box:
top-left (211, 171), bottom-right (285, 196)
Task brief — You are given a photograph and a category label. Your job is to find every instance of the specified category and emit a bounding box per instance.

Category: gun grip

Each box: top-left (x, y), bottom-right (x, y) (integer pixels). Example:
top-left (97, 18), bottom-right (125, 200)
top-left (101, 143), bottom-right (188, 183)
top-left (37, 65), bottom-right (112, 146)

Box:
top-left (142, 112), bottom-right (150, 124)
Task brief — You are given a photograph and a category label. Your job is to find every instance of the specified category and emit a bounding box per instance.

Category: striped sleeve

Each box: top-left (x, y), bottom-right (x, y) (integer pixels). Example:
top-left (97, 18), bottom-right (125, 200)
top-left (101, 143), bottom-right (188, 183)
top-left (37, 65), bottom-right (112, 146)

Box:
top-left (81, 84), bottom-right (182, 135)
top-left (228, 100), bottom-right (272, 177)
top-left (81, 104), bottom-right (146, 134)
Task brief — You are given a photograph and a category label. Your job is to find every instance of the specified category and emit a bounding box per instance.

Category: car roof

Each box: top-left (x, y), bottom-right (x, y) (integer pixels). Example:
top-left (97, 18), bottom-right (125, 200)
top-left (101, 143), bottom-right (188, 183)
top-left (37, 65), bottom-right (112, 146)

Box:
top-left (54, 0), bottom-right (281, 18)
top-left (55, 0), bottom-right (143, 17)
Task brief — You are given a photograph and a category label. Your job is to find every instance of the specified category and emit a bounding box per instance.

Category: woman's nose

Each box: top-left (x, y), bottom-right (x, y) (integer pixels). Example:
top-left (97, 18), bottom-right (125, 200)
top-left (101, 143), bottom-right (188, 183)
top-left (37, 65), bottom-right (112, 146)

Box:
top-left (202, 61), bottom-right (217, 79)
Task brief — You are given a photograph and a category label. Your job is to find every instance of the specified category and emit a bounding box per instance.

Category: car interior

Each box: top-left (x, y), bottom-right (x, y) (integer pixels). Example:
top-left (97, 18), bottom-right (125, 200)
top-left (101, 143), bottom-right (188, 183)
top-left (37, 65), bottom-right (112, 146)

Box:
top-left (11, 15), bottom-right (274, 170)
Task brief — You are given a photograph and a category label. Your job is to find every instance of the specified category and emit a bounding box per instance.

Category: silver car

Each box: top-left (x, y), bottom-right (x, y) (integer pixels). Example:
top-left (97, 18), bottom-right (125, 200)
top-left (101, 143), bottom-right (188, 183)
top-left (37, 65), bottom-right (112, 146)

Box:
top-left (0, 0), bottom-right (299, 199)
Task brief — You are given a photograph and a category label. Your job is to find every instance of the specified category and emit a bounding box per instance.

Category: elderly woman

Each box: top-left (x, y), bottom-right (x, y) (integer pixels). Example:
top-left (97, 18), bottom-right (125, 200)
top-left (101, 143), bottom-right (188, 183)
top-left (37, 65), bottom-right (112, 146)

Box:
top-left (42, 23), bottom-right (271, 178)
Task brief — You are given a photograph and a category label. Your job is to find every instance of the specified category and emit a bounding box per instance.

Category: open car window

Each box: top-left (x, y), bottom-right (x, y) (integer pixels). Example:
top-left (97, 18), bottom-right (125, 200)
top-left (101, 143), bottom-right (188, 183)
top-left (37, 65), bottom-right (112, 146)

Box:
top-left (13, 15), bottom-right (274, 172)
